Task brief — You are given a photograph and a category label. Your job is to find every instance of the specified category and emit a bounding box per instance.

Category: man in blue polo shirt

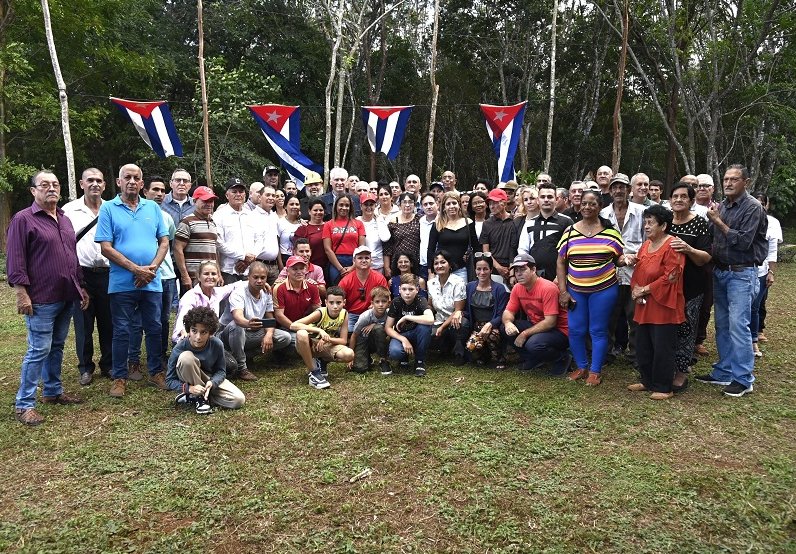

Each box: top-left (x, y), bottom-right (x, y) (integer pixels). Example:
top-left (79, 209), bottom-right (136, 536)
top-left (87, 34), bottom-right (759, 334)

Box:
top-left (96, 163), bottom-right (170, 398)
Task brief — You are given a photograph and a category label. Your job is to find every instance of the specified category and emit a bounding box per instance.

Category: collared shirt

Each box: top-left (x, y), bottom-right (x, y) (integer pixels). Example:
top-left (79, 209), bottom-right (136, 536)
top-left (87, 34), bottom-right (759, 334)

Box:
top-left (174, 282), bottom-right (237, 340)
top-left (276, 262), bottom-right (326, 285)
top-left (419, 216), bottom-right (436, 266)
top-left (159, 210), bottom-right (177, 280)
top-left (161, 192), bottom-right (194, 225)
top-left (215, 206), bottom-right (260, 274)
top-left (273, 278), bottom-right (321, 324)
top-left (479, 213), bottom-right (518, 265)
top-left (175, 215), bottom-right (219, 278)
top-left (6, 203), bottom-right (83, 304)
top-left (250, 208), bottom-right (280, 262)
top-left (357, 216), bottom-right (391, 270)
top-left (95, 195), bottom-right (169, 293)
top-left (711, 191), bottom-right (767, 266)
top-left (517, 212), bottom-right (574, 255)
top-left (427, 273), bottom-right (466, 325)
top-left (600, 202), bottom-right (646, 284)
top-left (62, 196), bottom-right (109, 268)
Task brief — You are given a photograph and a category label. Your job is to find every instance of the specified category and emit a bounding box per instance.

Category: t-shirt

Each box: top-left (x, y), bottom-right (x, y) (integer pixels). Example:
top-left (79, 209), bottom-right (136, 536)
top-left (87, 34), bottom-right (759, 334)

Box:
top-left (557, 226), bottom-right (624, 293)
top-left (223, 280), bottom-right (274, 327)
top-left (175, 215), bottom-right (219, 279)
top-left (293, 223), bottom-right (326, 267)
top-left (352, 308), bottom-right (388, 335)
top-left (166, 336), bottom-right (226, 392)
top-left (315, 307), bottom-right (346, 338)
top-left (387, 295), bottom-right (430, 332)
top-left (479, 214), bottom-right (518, 265)
top-left (506, 277), bottom-right (569, 336)
top-left (322, 217), bottom-right (365, 256)
top-left (670, 215), bottom-right (712, 300)
top-left (338, 269), bottom-right (389, 315)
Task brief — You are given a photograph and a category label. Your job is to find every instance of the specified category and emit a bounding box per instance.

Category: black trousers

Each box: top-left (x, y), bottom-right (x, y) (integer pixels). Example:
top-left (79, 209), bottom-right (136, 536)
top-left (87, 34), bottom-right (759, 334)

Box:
top-left (73, 269), bottom-right (113, 375)
top-left (635, 323), bottom-right (678, 393)
top-left (696, 264), bottom-right (714, 345)
top-left (608, 284), bottom-right (637, 365)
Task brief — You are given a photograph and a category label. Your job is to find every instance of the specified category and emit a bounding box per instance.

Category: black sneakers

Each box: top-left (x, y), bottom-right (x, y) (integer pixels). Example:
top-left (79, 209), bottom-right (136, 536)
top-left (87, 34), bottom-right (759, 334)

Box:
top-left (723, 381), bottom-right (753, 397)
top-left (379, 359), bottom-right (392, 375)
top-left (694, 374), bottom-right (732, 386)
top-left (175, 392), bottom-right (213, 414)
top-left (415, 362), bottom-right (426, 378)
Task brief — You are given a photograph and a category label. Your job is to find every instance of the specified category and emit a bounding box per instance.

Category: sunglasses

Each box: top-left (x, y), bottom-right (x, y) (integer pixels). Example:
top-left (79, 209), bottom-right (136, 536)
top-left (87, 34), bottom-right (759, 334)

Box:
top-left (473, 252), bottom-right (492, 259)
top-left (359, 287), bottom-right (366, 301)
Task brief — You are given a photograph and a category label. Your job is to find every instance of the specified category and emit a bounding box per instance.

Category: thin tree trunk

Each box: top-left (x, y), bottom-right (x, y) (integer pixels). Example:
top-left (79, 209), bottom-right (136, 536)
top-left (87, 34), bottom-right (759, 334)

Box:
top-left (0, 0), bottom-right (10, 249)
top-left (611, 0), bottom-right (628, 172)
top-left (425, 0), bottom-right (440, 188)
top-left (41, 0), bottom-right (75, 200)
top-left (333, 63), bottom-right (346, 167)
top-left (324, 3), bottom-right (344, 187)
top-left (197, 0), bottom-right (212, 186)
top-left (342, 71), bottom-right (356, 167)
top-left (544, 0), bottom-right (558, 173)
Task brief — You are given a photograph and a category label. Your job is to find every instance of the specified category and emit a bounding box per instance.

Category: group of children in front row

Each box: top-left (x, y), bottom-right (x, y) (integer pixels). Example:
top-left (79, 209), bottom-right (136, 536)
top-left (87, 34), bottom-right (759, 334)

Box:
top-left (170, 273), bottom-right (433, 414)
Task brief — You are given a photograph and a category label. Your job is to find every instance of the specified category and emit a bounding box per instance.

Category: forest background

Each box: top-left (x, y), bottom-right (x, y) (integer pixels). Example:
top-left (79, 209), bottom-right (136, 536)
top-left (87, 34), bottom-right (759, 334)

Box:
top-left (1, 0), bottom-right (794, 242)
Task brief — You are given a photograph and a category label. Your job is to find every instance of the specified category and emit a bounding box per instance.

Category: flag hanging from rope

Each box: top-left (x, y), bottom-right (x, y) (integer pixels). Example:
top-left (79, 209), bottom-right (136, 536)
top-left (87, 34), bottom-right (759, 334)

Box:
top-left (249, 104), bottom-right (322, 187)
top-left (362, 106), bottom-right (413, 160)
top-left (110, 97), bottom-right (183, 158)
top-left (480, 101), bottom-right (526, 183)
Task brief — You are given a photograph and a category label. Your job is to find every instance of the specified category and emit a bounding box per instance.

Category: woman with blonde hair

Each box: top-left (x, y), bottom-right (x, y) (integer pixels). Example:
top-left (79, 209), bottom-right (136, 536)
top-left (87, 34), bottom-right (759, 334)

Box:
top-left (426, 191), bottom-right (474, 281)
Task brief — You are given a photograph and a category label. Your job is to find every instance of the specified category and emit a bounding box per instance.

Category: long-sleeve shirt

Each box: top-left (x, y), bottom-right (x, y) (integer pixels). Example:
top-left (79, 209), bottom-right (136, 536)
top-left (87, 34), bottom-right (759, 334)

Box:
top-left (631, 237), bottom-right (686, 325)
top-left (357, 216), bottom-right (391, 270)
top-left (250, 208), bottom-right (280, 262)
top-left (166, 336), bottom-right (226, 392)
top-left (215, 207), bottom-right (260, 274)
top-left (600, 202), bottom-right (645, 285)
top-left (711, 191), bottom-right (768, 266)
top-left (6, 203), bottom-right (84, 303)
top-left (172, 283), bottom-right (238, 342)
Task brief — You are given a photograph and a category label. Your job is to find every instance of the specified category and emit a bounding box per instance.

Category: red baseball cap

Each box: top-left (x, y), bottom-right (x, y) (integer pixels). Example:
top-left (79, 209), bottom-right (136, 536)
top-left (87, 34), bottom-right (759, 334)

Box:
top-left (192, 186), bottom-right (218, 201)
top-left (359, 192), bottom-right (377, 204)
top-left (487, 188), bottom-right (508, 202)
top-left (285, 255), bottom-right (307, 268)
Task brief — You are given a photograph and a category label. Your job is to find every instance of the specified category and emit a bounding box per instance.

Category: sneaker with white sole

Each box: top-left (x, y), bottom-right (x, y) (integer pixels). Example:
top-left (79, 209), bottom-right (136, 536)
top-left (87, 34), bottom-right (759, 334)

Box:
top-left (309, 369), bottom-right (331, 389)
top-left (195, 398), bottom-right (212, 414)
top-left (380, 359), bottom-right (392, 375)
top-left (694, 374), bottom-right (731, 386)
top-left (319, 359), bottom-right (329, 377)
top-left (415, 362), bottom-right (426, 378)
top-left (723, 381), bottom-right (753, 397)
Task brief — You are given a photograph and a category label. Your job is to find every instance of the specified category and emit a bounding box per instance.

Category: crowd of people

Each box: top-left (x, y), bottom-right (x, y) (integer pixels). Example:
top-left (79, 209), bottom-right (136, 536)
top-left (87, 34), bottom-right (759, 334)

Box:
top-left (7, 162), bottom-right (780, 425)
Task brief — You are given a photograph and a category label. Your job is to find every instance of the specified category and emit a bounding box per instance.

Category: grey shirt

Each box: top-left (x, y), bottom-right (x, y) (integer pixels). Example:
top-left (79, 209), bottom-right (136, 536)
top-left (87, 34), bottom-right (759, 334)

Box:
top-left (352, 308), bottom-right (388, 335)
top-left (711, 191), bottom-right (768, 266)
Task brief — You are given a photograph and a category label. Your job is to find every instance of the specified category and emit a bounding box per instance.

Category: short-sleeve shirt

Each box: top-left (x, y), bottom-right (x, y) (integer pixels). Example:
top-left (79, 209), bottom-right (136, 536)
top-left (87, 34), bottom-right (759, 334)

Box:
top-left (338, 269), bottom-right (389, 315)
top-left (352, 308), bottom-right (388, 335)
top-left (506, 277), bottom-right (569, 336)
top-left (479, 214), bottom-right (518, 265)
top-left (557, 226), bottom-right (624, 293)
top-left (427, 273), bottom-right (467, 324)
top-left (226, 280), bottom-right (274, 325)
top-left (322, 217), bottom-right (365, 256)
top-left (273, 279), bottom-right (321, 324)
top-left (387, 295), bottom-right (430, 332)
top-left (95, 195), bottom-right (169, 293)
top-left (175, 215), bottom-right (219, 279)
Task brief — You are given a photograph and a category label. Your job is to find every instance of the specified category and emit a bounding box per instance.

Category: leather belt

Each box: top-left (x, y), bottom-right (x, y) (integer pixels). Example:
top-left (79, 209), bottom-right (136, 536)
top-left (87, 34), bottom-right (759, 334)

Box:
top-left (256, 258), bottom-right (278, 266)
top-left (714, 262), bottom-right (755, 272)
top-left (82, 266), bottom-right (110, 273)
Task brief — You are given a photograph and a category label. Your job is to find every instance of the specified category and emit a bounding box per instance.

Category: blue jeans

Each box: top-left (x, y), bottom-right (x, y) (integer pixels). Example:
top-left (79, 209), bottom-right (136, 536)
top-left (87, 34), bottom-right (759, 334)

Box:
top-left (16, 301), bottom-right (74, 409)
top-left (711, 267), bottom-right (759, 387)
top-left (129, 279), bottom-right (176, 364)
top-left (111, 290), bottom-right (163, 378)
top-left (568, 284), bottom-right (619, 373)
top-left (329, 254), bottom-right (353, 285)
top-left (388, 325), bottom-right (432, 363)
top-left (507, 320), bottom-right (569, 371)
top-left (347, 312), bottom-right (360, 333)
top-left (750, 276), bottom-right (768, 341)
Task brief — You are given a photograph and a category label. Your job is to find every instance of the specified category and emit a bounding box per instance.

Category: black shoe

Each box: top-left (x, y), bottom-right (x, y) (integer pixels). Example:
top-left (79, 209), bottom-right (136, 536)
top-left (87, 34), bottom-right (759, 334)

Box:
top-left (550, 351), bottom-right (573, 376)
top-left (379, 359), bottom-right (392, 376)
top-left (694, 373), bottom-right (731, 386)
top-left (723, 381), bottom-right (753, 397)
top-left (399, 361), bottom-right (409, 372)
top-left (415, 362), bottom-right (426, 378)
top-left (319, 360), bottom-right (329, 378)
top-left (195, 398), bottom-right (212, 414)
top-left (351, 365), bottom-right (368, 374)
top-left (672, 378), bottom-right (690, 394)
top-left (175, 392), bottom-right (199, 406)
top-left (454, 354), bottom-right (466, 366)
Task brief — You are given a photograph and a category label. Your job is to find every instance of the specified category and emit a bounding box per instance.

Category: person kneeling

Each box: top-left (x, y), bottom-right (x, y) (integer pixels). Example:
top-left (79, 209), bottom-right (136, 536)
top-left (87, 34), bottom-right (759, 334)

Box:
top-left (349, 286), bottom-right (392, 374)
top-left (167, 306), bottom-right (245, 414)
top-left (291, 287), bottom-right (355, 390)
top-left (384, 274), bottom-right (435, 377)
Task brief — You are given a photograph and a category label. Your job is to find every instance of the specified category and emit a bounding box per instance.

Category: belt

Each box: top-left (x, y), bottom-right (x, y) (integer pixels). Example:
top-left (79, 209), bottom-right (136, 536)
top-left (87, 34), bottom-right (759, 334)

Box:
top-left (256, 258), bottom-right (278, 266)
top-left (714, 262), bottom-right (755, 272)
top-left (82, 266), bottom-right (110, 273)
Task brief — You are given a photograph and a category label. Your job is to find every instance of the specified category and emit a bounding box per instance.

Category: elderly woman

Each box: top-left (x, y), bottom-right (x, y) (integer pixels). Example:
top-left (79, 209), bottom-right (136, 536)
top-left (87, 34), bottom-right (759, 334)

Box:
top-left (384, 191), bottom-right (422, 279)
top-left (465, 253), bottom-right (509, 368)
top-left (427, 250), bottom-right (470, 364)
top-left (668, 182), bottom-right (712, 392)
top-left (628, 204), bottom-right (686, 399)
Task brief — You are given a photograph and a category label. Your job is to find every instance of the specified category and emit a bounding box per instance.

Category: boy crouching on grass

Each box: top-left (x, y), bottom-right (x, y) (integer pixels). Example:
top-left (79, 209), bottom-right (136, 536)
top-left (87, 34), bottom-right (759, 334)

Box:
top-left (290, 286), bottom-right (355, 390)
top-left (385, 273), bottom-right (435, 377)
top-left (349, 286), bottom-right (391, 374)
top-left (167, 306), bottom-right (245, 414)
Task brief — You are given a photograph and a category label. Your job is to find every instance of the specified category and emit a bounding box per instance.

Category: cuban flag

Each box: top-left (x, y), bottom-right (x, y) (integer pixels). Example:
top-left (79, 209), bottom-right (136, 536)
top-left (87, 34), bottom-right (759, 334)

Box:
top-left (362, 106), bottom-right (413, 160)
top-left (110, 97), bottom-right (183, 158)
top-left (249, 104), bottom-right (322, 187)
top-left (480, 101), bottom-right (527, 183)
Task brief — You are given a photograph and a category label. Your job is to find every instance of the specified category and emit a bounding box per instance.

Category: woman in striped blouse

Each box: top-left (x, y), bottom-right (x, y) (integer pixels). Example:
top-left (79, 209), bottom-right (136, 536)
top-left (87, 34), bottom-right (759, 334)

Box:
top-left (556, 190), bottom-right (633, 386)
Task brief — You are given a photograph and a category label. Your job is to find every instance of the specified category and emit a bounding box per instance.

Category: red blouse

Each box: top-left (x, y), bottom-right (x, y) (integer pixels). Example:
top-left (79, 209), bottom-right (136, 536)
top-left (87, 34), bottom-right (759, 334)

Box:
top-left (631, 236), bottom-right (686, 325)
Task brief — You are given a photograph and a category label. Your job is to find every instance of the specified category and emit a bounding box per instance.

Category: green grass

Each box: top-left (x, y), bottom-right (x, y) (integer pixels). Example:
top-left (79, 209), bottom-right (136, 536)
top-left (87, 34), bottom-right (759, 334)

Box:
top-left (0, 267), bottom-right (794, 553)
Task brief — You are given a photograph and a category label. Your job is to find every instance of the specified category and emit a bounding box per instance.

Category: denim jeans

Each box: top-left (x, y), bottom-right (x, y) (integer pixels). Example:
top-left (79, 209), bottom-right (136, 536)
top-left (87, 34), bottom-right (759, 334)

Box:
top-left (129, 279), bottom-right (176, 365)
top-left (329, 254), bottom-right (353, 285)
top-left (711, 267), bottom-right (759, 387)
top-left (111, 290), bottom-right (162, 378)
top-left (388, 324), bottom-right (432, 363)
top-left (750, 275), bottom-right (768, 341)
top-left (16, 301), bottom-right (74, 409)
top-left (505, 320), bottom-right (569, 371)
top-left (568, 284), bottom-right (619, 373)
top-left (73, 269), bottom-right (112, 375)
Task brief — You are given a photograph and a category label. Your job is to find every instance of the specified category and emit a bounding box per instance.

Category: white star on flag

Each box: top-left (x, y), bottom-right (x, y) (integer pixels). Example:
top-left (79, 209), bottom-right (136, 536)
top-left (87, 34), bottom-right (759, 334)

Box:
top-left (266, 111), bottom-right (281, 123)
top-left (493, 111), bottom-right (507, 121)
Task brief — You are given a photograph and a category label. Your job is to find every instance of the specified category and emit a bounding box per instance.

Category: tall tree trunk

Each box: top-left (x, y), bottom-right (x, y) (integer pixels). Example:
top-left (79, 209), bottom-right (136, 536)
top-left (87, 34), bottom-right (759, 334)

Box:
top-left (333, 63), bottom-right (346, 167)
top-left (0, 0), bottom-right (11, 249)
top-left (41, 0), bottom-right (75, 200)
top-left (324, 4), bottom-right (344, 187)
top-left (544, 0), bottom-right (558, 174)
top-left (611, 0), bottom-right (628, 172)
top-left (197, 0), bottom-right (212, 186)
top-left (425, 0), bottom-right (440, 188)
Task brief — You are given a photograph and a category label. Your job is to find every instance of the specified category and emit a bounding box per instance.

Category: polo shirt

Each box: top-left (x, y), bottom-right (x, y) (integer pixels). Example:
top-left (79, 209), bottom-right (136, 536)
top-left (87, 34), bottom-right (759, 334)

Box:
top-left (506, 277), bottom-right (568, 336)
top-left (479, 214), bottom-right (518, 265)
top-left (338, 269), bottom-right (389, 315)
top-left (95, 195), bottom-right (169, 293)
top-left (273, 279), bottom-right (321, 324)
top-left (175, 215), bottom-right (219, 278)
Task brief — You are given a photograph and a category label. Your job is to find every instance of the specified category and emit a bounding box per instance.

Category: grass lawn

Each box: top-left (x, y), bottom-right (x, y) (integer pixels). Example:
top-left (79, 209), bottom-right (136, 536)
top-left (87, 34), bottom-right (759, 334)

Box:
top-left (0, 268), bottom-right (793, 553)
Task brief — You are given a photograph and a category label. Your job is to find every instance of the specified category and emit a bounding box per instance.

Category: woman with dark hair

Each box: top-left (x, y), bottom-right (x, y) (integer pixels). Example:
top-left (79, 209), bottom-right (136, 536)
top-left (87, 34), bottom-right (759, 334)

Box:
top-left (467, 191), bottom-right (489, 242)
top-left (465, 253), bottom-right (509, 368)
top-left (376, 183), bottom-right (399, 221)
top-left (427, 250), bottom-right (470, 363)
top-left (628, 204), bottom-right (686, 399)
top-left (668, 182), bottom-right (712, 392)
top-left (294, 197), bottom-right (328, 269)
top-left (383, 191), bottom-right (422, 279)
top-left (751, 192), bottom-right (782, 356)
top-left (389, 253), bottom-right (427, 298)
top-left (322, 193), bottom-right (366, 284)
top-left (557, 190), bottom-right (629, 386)
top-left (277, 193), bottom-right (305, 267)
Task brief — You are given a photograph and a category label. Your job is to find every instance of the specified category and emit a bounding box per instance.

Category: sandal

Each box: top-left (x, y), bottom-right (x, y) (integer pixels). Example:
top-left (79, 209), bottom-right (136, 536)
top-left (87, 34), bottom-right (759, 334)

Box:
top-left (567, 368), bottom-right (588, 381)
top-left (585, 371), bottom-right (602, 386)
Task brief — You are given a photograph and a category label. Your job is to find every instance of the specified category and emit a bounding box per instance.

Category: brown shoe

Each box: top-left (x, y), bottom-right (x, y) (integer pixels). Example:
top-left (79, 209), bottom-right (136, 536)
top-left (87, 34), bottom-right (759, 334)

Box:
top-left (585, 371), bottom-right (602, 386)
top-left (627, 383), bottom-right (647, 392)
top-left (237, 369), bottom-right (258, 381)
top-left (757, 332), bottom-right (768, 343)
top-left (109, 378), bottom-right (126, 398)
top-left (128, 362), bottom-right (144, 381)
top-left (147, 371), bottom-right (168, 390)
top-left (694, 344), bottom-right (709, 356)
top-left (16, 408), bottom-right (44, 426)
top-left (79, 371), bottom-right (93, 386)
top-left (650, 391), bottom-right (674, 400)
top-left (41, 392), bottom-right (84, 405)
top-left (567, 368), bottom-right (588, 381)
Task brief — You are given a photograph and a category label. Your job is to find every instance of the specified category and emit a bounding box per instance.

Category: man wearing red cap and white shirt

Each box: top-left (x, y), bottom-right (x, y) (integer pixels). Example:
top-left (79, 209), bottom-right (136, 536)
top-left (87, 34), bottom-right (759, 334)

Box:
top-left (174, 186), bottom-right (220, 291)
top-left (338, 245), bottom-right (388, 332)
top-left (480, 188), bottom-right (519, 286)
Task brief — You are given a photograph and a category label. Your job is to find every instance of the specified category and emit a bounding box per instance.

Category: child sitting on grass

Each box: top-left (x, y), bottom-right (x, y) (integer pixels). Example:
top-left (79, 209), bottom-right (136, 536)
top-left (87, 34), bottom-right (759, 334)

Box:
top-left (167, 306), bottom-right (245, 414)
top-left (290, 286), bottom-right (355, 389)
top-left (348, 286), bottom-right (391, 374)
top-left (384, 273), bottom-right (435, 377)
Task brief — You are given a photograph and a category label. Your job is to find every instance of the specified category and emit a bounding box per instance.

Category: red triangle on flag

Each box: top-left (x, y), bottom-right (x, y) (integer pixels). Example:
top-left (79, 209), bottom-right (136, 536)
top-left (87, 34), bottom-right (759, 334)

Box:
top-left (363, 106), bottom-right (409, 120)
top-left (250, 104), bottom-right (298, 132)
top-left (480, 102), bottom-right (526, 137)
top-left (111, 98), bottom-right (165, 119)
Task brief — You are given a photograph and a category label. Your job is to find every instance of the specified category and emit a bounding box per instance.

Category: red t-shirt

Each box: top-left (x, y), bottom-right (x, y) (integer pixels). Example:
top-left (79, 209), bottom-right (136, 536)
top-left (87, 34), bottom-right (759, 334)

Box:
top-left (506, 277), bottom-right (569, 336)
top-left (338, 269), bottom-right (389, 315)
top-left (322, 218), bottom-right (365, 256)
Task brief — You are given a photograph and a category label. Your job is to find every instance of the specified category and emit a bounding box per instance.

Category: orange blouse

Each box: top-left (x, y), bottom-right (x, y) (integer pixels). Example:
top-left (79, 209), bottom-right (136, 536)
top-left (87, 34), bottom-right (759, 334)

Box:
top-left (631, 236), bottom-right (686, 325)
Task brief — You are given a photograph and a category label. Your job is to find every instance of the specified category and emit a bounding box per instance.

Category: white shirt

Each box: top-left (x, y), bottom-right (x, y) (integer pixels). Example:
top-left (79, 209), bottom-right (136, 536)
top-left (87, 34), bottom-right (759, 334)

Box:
top-left (758, 214), bottom-right (783, 277)
top-left (277, 218), bottom-right (304, 257)
top-left (250, 207), bottom-right (280, 262)
top-left (62, 196), bottom-right (109, 268)
top-left (221, 280), bottom-right (275, 327)
top-left (427, 273), bottom-right (466, 324)
top-left (419, 216), bottom-right (436, 266)
top-left (357, 216), bottom-right (391, 270)
top-left (215, 206), bottom-right (260, 274)
top-left (600, 202), bottom-right (646, 285)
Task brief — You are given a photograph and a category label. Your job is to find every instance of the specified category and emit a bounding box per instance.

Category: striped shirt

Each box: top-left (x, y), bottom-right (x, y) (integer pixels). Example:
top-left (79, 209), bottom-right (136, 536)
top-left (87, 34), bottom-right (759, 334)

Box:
top-left (557, 226), bottom-right (624, 293)
top-left (175, 215), bottom-right (218, 279)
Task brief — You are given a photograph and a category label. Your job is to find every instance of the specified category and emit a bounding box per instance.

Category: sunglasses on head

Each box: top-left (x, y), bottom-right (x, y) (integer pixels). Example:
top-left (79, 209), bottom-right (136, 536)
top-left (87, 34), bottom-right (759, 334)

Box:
top-left (473, 252), bottom-right (492, 259)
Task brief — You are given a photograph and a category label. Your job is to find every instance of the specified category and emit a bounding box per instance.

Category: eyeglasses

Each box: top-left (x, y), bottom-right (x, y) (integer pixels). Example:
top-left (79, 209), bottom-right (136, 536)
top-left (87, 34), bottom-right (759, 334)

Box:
top-left (172, 178), bottom-right (191, 184)
top-left (34, 182), bottom-right (60, 190)
top-left (696, 184), bottom-right (712, 189)
top-left (359, 287), bottom-right (366, 301)
top-left (473, 252), bottom-right (492, 259)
